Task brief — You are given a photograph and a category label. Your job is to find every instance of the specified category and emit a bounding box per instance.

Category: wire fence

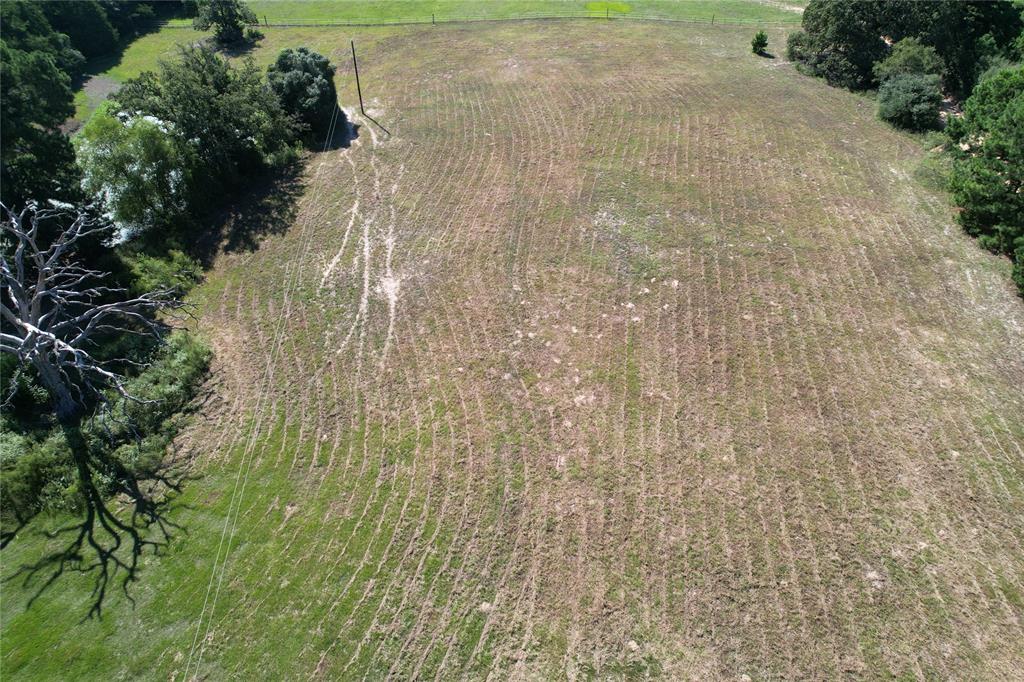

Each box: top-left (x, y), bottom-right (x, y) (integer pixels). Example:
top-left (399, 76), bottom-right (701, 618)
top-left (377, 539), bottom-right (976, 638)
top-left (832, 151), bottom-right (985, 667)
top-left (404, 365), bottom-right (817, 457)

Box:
top-left (160, 9), bottom-right (801, 31)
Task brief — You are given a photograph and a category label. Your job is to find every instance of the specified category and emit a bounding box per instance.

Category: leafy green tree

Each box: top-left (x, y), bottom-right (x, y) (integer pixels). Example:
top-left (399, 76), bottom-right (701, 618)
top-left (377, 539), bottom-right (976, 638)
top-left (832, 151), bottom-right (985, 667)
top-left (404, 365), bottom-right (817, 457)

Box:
top-left (752, 31), bottom-right (769, 55)
top-left (0, 1), bottom-right (85, 77)
top-left (41, 0), bottom-right (119, 59)
top-left (793, 0), bottom-right (1022, 97)
top-left (881, 0), bottom-right (1022, 98)
top-left (948, 66), bottom-right (1024, 293)
top-left (0, 42), bottom-right (80, 207)
top-left (75, 107), bottom-right (186, 242)
top-left (112, 45), bottom-right (298, 205)
top-left (266, 47), bottom-right (341, 136)
top-left (193, 0), bottom-right (257, 44)
top-left (877, 73), bottom-right (942, 130)
top-left (798, 0), bottom-right (887, 89)
top-left (873, 37), bottom-right (943, 81)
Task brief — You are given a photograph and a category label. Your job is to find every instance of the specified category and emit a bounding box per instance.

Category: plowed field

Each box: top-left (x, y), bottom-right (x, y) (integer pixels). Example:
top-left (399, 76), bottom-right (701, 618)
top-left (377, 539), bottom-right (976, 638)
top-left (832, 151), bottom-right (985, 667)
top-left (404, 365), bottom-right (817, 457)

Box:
top-left (5, 19), bottom-right (1024, 681)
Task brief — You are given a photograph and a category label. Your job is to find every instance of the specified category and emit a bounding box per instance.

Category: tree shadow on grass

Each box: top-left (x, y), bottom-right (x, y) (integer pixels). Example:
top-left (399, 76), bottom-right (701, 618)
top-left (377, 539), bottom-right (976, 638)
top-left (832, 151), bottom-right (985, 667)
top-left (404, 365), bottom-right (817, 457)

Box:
top-left (215, 35), bottom-right (261, 59)
top-left (3, 428), bottom-right (196, 620)
top-left (190, 118), bottom-right (358, 266)
top-left (327, 113), bottom-right (360, 150)
top-left (191, 162), bottom-right (308, 267)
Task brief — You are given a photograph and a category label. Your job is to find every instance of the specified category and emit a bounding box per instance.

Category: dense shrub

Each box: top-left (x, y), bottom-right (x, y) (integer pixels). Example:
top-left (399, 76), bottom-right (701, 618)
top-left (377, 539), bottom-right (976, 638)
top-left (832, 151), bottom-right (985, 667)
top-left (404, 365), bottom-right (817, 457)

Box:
top-left (752, 31), bottom-right (768, 55)
top-left (786, 30), bottom-right (811, 63)
top-left (267, 47), bottom-right (341, 137)
top-left (977, 57), bottom-right (1022, 86)
top-left (123, 249), bottom-right (203, 296)
top-left (873, 37), bottom-right (943, 82)
top-left (878, 74), bottom-right (942, 131)
top-left (947, 66), bottom-right (1024, 294)
top-left (814, 51), bottom-right (865, 90)
top-left (0, 333), bottom-right (211, 528)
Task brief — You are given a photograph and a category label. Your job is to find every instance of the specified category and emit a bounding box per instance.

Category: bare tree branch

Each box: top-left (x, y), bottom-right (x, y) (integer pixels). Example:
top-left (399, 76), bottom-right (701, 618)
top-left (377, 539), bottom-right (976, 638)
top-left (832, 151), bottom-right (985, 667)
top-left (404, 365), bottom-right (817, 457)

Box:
top-left (1, 201), bottom-right (189, 421)
top-left (1, 200), bottom-right (195, 616)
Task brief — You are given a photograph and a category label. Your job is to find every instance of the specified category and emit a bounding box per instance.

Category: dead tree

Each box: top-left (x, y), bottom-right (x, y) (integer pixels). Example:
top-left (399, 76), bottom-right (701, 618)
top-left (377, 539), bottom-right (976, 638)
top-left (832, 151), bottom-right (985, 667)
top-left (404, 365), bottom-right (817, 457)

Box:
top-left (1, 201), bottom-right (188, 616)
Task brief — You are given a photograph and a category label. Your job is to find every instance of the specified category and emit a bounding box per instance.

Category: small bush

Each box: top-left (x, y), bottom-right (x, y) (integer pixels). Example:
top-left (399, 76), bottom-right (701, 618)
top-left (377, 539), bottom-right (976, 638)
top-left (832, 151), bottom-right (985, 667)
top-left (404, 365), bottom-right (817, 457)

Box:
top-left (873, 37), bottom-right (943, 82)
top-left (752, 31), bottom-right (768, 55)
top-left (878, 74), bottom-right (942, 131)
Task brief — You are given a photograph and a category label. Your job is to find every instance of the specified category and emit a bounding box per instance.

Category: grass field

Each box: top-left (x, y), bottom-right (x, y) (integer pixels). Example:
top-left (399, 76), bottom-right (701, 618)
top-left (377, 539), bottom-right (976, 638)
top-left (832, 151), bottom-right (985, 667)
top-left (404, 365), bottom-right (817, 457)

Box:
top-left (71, 0), bottom-right (799, 120)
top-left (7, 15), bottom-right (1024, 681)
top-left (178, 0), bottom-right (803, 25)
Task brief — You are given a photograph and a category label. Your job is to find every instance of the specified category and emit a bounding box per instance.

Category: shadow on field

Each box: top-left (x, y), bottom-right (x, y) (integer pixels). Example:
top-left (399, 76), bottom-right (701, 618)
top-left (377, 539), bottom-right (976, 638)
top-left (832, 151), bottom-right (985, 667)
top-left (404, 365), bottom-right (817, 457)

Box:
top-left (215, 36), bottom-right (261, 59)
top-left (194, 163), bottom-right (308, 265)
top-left (192, 115), bottom-right (357, 265)
top-left (327, 109), bottom-right (360, 150)
top-left (4, 436), bottom-right (197, 620)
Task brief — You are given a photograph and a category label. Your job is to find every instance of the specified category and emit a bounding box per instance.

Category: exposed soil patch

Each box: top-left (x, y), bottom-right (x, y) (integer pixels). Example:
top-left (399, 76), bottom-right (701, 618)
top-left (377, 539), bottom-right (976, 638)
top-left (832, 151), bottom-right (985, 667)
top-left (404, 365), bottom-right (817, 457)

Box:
top-left (63, 74), bottom-right (119, 133)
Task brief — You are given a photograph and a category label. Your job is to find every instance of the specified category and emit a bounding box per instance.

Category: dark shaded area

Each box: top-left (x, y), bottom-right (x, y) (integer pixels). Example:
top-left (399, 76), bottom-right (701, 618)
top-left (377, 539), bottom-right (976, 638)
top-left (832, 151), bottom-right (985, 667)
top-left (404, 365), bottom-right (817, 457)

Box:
top-left (756, 51), bottom-right (776, 59)
top-left (0, 520), bottom-right (28, 551)
top-left (328, 109), bottom-right (359, 150)
top-left (191, 161), bottom-right (307, 266)
top-left (188, 112), bottom-right (357, 265)
top-left (216, 35), bottom-right (261, 59)
top-left (71, 14), bottom-right (188, 92)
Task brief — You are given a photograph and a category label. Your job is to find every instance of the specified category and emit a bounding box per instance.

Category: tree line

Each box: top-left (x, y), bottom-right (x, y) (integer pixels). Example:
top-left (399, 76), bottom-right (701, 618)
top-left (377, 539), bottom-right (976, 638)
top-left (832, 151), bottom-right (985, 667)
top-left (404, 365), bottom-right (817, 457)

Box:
top-left (1, 0), bottom-right (343, 603)
top-left (787, 0), bottom-right (1023, 295)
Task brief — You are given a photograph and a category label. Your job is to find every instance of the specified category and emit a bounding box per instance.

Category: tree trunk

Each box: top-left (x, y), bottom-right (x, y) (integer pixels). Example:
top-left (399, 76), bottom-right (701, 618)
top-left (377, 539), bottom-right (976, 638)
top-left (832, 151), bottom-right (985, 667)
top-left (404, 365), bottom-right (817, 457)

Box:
top-left (31, 356), bottom-right (81, 424)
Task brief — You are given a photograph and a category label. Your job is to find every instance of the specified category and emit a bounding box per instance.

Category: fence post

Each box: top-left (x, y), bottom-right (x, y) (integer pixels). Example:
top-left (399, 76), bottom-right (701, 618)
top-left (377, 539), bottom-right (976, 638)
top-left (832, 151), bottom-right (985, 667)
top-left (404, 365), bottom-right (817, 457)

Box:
top-left (432, 12), bottom-right (435, 25)
top-left (711, 14), bottom-right (715, 24)
top-left (264, 14), bottom-right (268, 26)
top-left (606, 8), bottom-right (609, 19)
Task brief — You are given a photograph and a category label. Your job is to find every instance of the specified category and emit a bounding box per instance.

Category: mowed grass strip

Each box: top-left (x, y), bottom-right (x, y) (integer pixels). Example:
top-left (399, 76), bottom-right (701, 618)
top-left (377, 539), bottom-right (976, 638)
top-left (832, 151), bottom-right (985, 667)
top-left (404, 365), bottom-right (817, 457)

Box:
top-left (176, 0), bottom-right (801, 25)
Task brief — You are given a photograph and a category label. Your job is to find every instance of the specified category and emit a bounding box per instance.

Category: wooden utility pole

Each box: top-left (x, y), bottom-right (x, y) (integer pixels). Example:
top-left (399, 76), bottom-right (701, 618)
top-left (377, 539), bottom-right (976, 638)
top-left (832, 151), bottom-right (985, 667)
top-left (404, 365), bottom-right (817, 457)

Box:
top-left (351, 40), bottom-right (365, 115)
top-left (350, 41), bottom-right (392, 136)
